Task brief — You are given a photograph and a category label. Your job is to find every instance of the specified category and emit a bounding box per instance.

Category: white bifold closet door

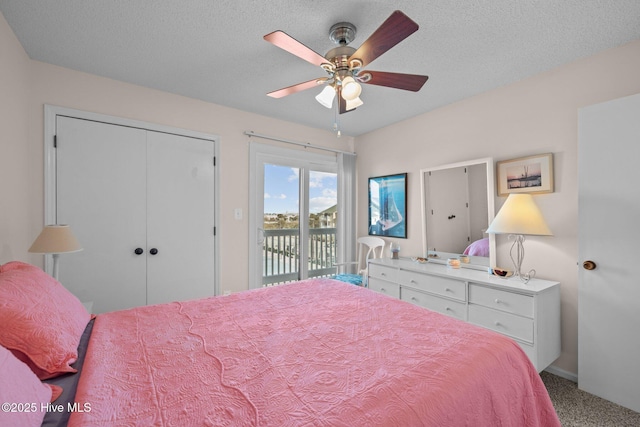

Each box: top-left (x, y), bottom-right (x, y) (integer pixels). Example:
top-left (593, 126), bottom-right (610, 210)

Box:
top-left (56, 116), bottom-right (215, 314)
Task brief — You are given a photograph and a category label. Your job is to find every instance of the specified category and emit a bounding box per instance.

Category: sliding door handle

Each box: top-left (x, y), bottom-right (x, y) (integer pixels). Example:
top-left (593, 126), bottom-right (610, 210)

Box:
top-left (134, 248), bottom-right (144, 255)
top-left (149, 248), bottom-right (158, 255)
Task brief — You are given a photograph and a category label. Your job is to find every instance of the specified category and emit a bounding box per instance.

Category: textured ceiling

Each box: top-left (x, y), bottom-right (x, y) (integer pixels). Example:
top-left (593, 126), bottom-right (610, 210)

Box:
top-left (1, 0), bottom-right (639, 136)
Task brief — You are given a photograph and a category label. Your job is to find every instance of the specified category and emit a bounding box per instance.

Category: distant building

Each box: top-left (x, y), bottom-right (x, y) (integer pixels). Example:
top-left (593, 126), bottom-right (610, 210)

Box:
top-left (264, 205), bottom-right (336, 229)
top-left (318, 205), bottom-right (337, 228)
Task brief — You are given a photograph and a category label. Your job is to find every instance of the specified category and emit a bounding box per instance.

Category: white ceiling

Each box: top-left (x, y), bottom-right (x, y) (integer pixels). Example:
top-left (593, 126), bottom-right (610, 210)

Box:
top-left (2, 0), bottom-right (639, 137)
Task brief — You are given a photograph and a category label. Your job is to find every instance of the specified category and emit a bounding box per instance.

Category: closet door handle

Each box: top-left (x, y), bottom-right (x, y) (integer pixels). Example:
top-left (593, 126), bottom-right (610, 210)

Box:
top-left (150, 248), bottom-right (158, 255)
top-left (134, 248), bottom-right (144, 255)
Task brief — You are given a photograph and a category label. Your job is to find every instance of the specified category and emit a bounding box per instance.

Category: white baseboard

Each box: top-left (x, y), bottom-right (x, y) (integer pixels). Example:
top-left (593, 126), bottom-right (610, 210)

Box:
top-left (544, 364), bottom-right (578, 383)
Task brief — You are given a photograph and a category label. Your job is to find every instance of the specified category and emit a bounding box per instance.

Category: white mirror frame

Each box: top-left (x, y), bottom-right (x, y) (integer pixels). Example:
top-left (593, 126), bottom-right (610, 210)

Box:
top-left (420, 157), bottom-right (496, 270)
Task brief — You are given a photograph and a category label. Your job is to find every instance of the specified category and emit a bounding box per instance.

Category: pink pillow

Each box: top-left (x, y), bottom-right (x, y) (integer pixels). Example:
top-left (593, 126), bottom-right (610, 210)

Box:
top-left (0, 345), bottom-right (62, 427)
top-left (463, 237), bottom-right (490, 257)
top-left (0, 261), bottom-right (91, 379)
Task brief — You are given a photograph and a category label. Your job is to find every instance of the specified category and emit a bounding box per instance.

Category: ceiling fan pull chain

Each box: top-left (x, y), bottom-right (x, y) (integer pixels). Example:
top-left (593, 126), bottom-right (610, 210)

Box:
top-left (333, 102), bottom-right (341, 138)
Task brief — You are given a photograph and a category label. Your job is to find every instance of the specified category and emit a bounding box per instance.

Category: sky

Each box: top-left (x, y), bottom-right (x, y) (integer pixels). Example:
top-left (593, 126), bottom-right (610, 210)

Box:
top-left (264, 164), bottom-right (337, 214)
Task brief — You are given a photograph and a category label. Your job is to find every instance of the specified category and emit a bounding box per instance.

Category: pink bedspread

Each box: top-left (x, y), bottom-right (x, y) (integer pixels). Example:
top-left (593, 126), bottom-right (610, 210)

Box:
top-left (69, 279), bottom-right (559, 426)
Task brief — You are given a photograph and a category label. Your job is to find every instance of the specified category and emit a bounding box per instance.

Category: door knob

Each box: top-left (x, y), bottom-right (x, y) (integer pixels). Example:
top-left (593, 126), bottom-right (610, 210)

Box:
top-left (583, 260), bottom-right (597, 270)
top-left (134, 248), bottom-right (144, 255)
top-left (149, 248), bottom-right (158, 255)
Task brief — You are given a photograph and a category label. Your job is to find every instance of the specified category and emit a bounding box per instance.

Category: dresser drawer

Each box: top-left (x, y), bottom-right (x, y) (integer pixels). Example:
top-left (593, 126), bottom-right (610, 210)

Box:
top-left (398, 270), bottom-right (466, 302)
top-left (368, 263), bottom-right (398, 282)
top-left (401, 287), bottom-right (466, 321)
top-left (469, 283), bottom-right (534, 318)
top-left (368, 277), bottom-right (400, 298)
top-left (468, 304), bottom-right (534, 343)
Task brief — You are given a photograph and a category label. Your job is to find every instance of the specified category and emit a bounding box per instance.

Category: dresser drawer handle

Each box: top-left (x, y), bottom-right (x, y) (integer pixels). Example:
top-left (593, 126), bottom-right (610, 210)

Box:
top-left (445, 307), bottom-right (452, 311)
top-left (381, 273), bottom-right (386, 277)
top-left (494, 298), bottom-right (502, 304)
top-left (410, 279), bottom-right (417, 284)
top-left (494, 321), bottom-right (502, 327)
top-left (380, 288), bottom-right (386, 292)
top-left (445, 287), bottom-right (452, 292)
top-left (411, 296), bottom-right (418, 302)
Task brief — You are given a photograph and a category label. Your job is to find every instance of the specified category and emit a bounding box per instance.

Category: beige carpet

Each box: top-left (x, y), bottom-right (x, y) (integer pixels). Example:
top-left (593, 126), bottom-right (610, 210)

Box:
top-left (540, 371), bottom-right (640, 426)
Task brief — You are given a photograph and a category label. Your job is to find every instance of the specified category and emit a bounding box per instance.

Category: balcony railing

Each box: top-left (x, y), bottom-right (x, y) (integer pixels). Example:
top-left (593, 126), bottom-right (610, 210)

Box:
top-left (263, 228), bottom-right (336, 285)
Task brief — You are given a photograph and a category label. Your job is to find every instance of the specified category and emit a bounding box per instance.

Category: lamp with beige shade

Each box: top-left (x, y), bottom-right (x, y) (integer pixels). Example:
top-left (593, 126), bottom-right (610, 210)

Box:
top-left (486, 194), bottom-right (552, 283)
top-left (28, 224), bottom-right (82, 281)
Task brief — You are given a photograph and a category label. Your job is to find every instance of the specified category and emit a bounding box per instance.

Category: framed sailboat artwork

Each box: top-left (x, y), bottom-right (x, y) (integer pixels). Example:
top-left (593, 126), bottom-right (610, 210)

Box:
top-left (368, 173), bottom-right (407, 238)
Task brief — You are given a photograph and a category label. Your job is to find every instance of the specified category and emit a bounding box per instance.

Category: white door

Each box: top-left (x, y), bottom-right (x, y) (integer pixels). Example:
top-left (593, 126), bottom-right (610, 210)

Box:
top-left (578, 92), bottom-right (640, 412)
top-left (57, 116), bottom-right (148, 313)
top-left (145, 131), bottom-right (215, 305)
top-left (56, 117), bottom-right (215, 313)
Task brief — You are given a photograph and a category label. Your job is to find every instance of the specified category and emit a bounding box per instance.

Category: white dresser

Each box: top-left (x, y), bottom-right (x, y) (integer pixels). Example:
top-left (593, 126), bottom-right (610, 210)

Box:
top-left (367, 258), bottom-right (561, 372)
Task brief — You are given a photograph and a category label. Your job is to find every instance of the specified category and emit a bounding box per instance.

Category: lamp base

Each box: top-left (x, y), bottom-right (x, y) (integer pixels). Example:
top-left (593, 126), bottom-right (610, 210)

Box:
top-left (509, 234), bottom-right (536, 284)
top-left (51, 253), bottom-right (60, 281)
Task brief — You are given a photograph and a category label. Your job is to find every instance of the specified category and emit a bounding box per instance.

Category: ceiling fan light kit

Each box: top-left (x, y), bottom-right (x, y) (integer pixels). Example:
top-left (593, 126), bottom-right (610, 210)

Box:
top-left (315, 85), bottom-right (336, 108)
top-left (264, 10), bottom-right (429, 130)
top-left (346, 96), bottom-right (363, 110)
top-left (340, 76), bottom-right (362, 101)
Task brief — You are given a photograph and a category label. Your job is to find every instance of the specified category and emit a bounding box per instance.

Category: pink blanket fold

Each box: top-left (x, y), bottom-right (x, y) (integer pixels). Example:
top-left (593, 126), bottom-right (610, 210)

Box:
top-left (69, 279), bottom-right (560, 426)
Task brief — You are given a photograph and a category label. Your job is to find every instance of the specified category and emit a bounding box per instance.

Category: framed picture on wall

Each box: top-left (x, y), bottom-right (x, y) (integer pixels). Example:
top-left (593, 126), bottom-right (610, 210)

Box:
top-left (368, 173), bottom-right (407, 238)
top-left (496, 153), bottom-right (554, 196)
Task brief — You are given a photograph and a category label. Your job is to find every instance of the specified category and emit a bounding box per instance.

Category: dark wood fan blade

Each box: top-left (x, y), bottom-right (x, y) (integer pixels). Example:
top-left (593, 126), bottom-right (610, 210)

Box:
top-left (264, 30), bottom-right (328, 67)
top-left (361, 71), bottom-right (428, 92)
top-left (350, 10), bottom-right (419, 68)
top-left (267, 78), bottom-right (326, 98)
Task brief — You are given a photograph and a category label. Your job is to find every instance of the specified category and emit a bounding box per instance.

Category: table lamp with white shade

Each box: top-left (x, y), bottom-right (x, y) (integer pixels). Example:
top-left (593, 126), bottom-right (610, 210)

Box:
top-left (28, 224), bottom-right (82, 281)
top-left (486, 194), bottom-right (552, 283)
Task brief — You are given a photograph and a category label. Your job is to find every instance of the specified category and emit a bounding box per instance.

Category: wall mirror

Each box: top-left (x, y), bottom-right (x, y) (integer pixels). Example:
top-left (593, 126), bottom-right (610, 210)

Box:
top-left (420, 158), bottom-right (495, 270)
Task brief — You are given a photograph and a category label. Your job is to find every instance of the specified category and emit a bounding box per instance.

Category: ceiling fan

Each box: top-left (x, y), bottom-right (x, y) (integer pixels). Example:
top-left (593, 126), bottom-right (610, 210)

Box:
top-left (264, 10), bottom-right (429, 114)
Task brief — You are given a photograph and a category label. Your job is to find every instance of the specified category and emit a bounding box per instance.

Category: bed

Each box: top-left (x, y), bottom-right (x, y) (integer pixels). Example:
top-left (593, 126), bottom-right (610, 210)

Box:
top-left (0, 261), bottom-right (560, 426)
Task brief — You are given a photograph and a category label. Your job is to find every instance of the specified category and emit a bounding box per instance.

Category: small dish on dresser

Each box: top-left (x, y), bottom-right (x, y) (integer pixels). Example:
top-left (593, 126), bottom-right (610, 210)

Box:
top-left (490, 268), bottom-right (513, 278)
top-left (411, 257), bottom-right (429, 264)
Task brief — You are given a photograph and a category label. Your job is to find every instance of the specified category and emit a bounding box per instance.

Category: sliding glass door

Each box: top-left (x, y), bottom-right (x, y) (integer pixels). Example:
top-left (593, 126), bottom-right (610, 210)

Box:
top-left (262, 163), bottom-right (301, 284)
top-left (250, 144), bottom-right (338, 288)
